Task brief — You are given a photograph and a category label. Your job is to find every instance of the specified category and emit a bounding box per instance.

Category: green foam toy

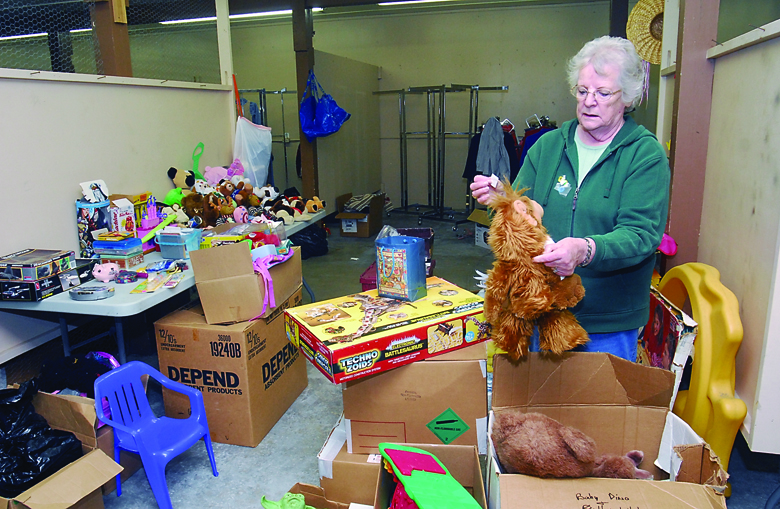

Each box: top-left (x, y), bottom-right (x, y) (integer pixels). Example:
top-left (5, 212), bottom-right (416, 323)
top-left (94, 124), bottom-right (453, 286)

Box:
top-left (378, 443), bottom-right (482, 509)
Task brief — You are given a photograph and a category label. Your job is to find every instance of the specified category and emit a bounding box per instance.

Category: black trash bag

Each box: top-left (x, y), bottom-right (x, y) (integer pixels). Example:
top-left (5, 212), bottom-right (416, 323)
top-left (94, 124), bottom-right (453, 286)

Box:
top-left (38, 355), bottom-right (112, 399)
top-left (289, 224), bottom-right (328, 260)
top-left (0, 379), bottom-right (83, 498)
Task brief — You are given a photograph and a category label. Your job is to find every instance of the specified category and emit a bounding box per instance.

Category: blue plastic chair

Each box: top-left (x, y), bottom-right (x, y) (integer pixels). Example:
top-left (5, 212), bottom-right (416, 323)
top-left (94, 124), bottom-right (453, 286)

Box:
top-left (94, 360), bottom-right (218, 509)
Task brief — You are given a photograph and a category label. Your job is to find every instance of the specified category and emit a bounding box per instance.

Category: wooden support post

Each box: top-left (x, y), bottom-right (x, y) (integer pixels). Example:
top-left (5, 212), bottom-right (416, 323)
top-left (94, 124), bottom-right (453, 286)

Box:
top-left (91, 0), bottom-right (132, 77)
top-left (292, 0), bottom-right (319, 199)
top-left (666, 0), bottom-right (719, 268)
top-left (609, 0), bottom-right (629, 38)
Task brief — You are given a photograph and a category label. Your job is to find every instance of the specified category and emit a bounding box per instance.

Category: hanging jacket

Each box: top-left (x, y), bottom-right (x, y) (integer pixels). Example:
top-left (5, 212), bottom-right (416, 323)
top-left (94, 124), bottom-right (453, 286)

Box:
top-left (513, 116), bottom-right (670, 333)
top-left (475, 117), bottom-right (511, 181)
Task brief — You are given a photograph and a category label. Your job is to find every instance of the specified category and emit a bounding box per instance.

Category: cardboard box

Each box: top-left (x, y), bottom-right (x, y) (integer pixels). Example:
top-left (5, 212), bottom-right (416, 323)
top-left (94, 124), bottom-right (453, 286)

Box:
top-left (109, 192), bottom-right (153, 223)
top-left (154, 289), bottom-right (308, 447)
top-left (0, 259), bottom-right (97, 302)
top-left (486, 353), bottom-right (728, 509)
top-left (343, 342), bottom-right (487, 455)
top-left (335, 193), bottom-right (384, 238)
top-left (31, 389), bottom-right (143, 496)
top-left (285, 483), bottom-right (350, 509)
top-left (0, 249), bottom-right (77, 282)
top-left (190, 242), bottom-right (302, 325)
top-left (109, 198), bottom-right (136, 235)
top-left (0, 449), bottom-right (121, 509)
top-left (467, 209), bottom-right (490, 249)
top-left (318, 416), bottom-right (487, 508)
top-left (318, 416), bottom-right (383, 506)
top-left (374, 443), bottom-right (487, 509)
top-left (284, 277), bottom-right (488, 383)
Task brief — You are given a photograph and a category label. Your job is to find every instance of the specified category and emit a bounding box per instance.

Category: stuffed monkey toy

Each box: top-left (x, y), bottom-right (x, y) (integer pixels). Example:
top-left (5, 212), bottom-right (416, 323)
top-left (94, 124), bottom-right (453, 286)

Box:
top-left (485, 180), bottom-right (588, 359)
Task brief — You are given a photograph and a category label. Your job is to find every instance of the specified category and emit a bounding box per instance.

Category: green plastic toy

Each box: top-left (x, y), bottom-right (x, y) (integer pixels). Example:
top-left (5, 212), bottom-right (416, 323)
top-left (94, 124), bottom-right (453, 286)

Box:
top-left (260, 492), bottom-right (313, 509)
top-left (191, 142), bottom-right (205, 180)
top-left (378, 443), bottom-right (482, 509)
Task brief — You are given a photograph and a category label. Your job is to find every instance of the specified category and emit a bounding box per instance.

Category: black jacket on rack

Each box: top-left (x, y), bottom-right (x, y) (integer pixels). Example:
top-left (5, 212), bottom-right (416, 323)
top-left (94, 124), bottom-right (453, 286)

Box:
top-left (462, 130), bottom-right (520, 183)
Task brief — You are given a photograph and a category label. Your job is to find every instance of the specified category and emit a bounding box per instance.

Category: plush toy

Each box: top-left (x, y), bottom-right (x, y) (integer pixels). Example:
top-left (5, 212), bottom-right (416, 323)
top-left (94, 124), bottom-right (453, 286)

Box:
top-left (491, 410), bottom-right (653, 480)
top-left (226, 158), bottom-right (244, 178)
top-left (485, 180), bottom-right (589, 359)
top-left (191, 179), bottom-right (215, 196)
top-left (201, 193), bottom-right (222, 227)
top-left (234, 181), bottom-right (260, 208)
top-left (256, 185), bottom-right (280, 208)
top-left (92, 263), bottom-right (120, 283)
top-left (161, 203), bottom-right (190, 226)
top-left (165, 167), bottom-right (195, 206)
top-left (305, 196), bottom-right (325, 213)
top-left (203, 165), bottom-right (228, 188)
top-left (181, 193), bottom-right (205, 220)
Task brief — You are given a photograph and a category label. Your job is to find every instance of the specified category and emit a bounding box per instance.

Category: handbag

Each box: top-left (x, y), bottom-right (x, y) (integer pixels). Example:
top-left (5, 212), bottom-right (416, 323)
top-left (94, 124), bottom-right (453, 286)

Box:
top-left (375, 235), bottom-right (427, 302)
top-left (299, 70), bottom-right (351, 142)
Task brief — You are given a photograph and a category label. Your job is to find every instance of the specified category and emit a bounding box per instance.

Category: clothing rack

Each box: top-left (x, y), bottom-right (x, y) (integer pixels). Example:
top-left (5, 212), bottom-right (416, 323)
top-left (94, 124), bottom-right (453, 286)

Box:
top-left (238, 88), bottom-right (299, 190)
top-left (374, 84), bottom-right (508, 229)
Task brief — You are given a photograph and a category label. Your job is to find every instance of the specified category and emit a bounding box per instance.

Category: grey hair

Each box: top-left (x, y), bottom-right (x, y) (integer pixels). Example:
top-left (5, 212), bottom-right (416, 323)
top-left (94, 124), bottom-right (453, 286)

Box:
top-left (567, 36), bottom-right (645, 109)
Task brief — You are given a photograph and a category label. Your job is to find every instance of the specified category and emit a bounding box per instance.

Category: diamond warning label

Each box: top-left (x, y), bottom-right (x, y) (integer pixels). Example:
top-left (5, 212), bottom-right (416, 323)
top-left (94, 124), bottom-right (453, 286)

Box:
top-left (426, 408), bottom-right (470, 444)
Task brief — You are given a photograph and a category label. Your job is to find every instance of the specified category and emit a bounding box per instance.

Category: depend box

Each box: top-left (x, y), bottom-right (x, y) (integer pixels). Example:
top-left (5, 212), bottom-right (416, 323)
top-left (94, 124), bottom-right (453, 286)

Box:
top-left (154, 289), bottom-right (308, 447)
top-left (284, 277), bottom-right (488, 384)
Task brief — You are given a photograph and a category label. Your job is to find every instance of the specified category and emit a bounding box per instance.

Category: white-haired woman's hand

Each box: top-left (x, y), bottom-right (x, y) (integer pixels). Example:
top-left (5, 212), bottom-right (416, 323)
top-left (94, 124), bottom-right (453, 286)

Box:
top-left (470, 174), bottom-right (505, 205)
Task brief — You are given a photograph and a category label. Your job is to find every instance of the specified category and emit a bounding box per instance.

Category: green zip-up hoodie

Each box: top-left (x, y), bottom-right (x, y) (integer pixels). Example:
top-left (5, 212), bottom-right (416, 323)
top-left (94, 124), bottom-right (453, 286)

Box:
top-left (513, 115), bottom-right (670, 333)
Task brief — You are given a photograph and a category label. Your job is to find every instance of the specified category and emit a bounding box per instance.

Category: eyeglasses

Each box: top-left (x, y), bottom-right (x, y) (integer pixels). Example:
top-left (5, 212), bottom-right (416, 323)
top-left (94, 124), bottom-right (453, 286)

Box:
top-left (571, 86), bottom-right (621, 103)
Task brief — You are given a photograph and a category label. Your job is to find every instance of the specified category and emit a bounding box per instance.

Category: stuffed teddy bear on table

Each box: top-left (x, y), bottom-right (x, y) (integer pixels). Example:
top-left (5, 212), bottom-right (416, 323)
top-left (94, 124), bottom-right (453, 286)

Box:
top-left (484, 179), bottom-right (589, 359)
top-left (491, 410), bottom-right (653, 480)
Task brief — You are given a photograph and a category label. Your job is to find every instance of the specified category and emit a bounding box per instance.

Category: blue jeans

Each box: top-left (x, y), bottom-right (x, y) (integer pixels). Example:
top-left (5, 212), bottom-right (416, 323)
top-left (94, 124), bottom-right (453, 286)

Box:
top-left (529, 327), bottom-right (639, 362)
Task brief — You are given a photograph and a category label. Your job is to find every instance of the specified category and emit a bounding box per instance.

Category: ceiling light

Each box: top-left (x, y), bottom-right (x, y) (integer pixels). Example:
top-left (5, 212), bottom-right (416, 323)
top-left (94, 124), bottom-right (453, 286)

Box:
top-left (0, 32), bottom-right (47, 41)
top-left (378, 0), bottom-right (457, 5)
top-left (160, 8), bottom-right (322, 25)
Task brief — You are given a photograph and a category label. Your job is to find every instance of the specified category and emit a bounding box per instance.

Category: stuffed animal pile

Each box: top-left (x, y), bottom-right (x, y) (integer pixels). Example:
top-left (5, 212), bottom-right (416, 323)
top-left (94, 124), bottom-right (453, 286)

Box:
top-left (491, 410), bottom-right (653, 480)
top-left (164, 162), bottom-right (326, 229)
top-left (484, 180), bottom-right (589, 359)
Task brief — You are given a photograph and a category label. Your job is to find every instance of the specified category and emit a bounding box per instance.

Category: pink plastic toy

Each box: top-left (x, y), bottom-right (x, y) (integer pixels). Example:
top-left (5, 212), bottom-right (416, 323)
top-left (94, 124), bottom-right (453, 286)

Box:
top-left (92, 262), bottom-right (120, 283)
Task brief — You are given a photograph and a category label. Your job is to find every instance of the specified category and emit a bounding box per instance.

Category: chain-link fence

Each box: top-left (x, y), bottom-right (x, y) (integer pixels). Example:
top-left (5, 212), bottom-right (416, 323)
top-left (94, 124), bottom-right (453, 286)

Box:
top-left (0, 0), bottom-right (221, 84)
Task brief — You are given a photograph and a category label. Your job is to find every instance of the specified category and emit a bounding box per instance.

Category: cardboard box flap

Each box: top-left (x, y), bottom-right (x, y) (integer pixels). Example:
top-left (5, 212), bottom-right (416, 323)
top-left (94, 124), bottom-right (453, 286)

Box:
top-left (155, 302), bottom-right (256, 330)
top-left (14, 449), bottom-right (123, 509)
top-left (32, 392), bottom-right (98, 448)
top-left (288, 483), bottom-right (349, 509)
top-left (492, 353), bottom-right (674, 410)
top-left (674, 444), bottom-right (729, 488)
top-left (190, 241), bottom-right (254, 281)
top-left (335, 212), bottom-right (368, 220)
top-left (495, 475), bottom-right (726, 509)
top-left (467, 209), bottom-right (490, 227)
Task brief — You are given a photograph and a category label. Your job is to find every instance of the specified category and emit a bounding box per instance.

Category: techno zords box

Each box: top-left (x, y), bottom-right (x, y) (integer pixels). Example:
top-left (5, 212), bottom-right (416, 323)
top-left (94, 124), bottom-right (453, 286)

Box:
top-left (154, 289), bottom-right (308, 447)
top-left (284, 277), bottom-right (488, 384)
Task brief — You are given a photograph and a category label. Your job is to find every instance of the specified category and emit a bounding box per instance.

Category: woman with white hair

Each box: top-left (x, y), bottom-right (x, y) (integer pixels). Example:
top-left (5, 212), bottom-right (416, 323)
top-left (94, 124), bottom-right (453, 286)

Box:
top-left (470, 36), bottom-right (670, 361)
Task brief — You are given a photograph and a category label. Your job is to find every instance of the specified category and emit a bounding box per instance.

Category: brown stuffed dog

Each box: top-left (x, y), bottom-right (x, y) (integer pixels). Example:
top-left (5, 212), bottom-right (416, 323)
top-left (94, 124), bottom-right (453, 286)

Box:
top-left (491, 411), bottom-right (653, 480)
top-left (484, 181), bottom-right (589, 359)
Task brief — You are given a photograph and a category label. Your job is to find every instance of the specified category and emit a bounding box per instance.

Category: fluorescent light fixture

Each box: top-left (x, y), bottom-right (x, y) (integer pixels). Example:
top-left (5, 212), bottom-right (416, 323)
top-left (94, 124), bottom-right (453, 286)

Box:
top-left (0, 32), bottom-right (47, 41)
top-left (70, 28), bottom-right (92, 34)
top-left (160, 8), bottom-right (322, 25)
top-left (378, 0), bottom-right (457, 5)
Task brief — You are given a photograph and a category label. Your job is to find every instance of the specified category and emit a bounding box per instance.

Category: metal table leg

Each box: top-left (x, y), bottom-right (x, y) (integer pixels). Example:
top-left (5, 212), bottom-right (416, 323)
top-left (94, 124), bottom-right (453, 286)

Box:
top-left (60, 315), bottom-right (71, 357)
top-left (115, 316), bottom-right (127, 365)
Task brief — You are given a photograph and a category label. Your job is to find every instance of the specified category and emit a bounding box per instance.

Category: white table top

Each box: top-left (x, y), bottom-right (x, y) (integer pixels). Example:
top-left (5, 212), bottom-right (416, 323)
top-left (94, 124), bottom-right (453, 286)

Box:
top-left (0, 209), bottom-right (327, 318)
top-left (0, 252), bottom-right (196, 317)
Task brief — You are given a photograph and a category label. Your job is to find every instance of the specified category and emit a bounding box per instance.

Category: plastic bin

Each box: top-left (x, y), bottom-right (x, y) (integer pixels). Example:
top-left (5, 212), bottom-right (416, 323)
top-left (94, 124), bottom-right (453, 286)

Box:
top-left (155, 229), bottom-right (202, 259)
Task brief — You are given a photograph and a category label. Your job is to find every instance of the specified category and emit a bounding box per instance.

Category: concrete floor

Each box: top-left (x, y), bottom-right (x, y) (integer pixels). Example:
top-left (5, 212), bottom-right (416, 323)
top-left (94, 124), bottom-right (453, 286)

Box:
top-left (14, 211), bottom-right (774, 508)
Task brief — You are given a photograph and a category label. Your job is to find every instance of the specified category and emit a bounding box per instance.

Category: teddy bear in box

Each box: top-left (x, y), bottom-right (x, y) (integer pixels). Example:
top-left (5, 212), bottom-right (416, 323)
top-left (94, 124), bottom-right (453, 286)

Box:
top-left (484, 179), bottom-right (589, 359)
top-left (491, 410), bottom-right (653, 480)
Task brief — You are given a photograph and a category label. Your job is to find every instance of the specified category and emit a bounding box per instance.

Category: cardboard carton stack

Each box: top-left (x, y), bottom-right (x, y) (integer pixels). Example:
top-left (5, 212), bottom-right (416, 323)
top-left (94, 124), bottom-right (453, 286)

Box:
top-left (284, 278), bottom-right (490, 506)
top-left (153, 243), bottom-right (308, 447)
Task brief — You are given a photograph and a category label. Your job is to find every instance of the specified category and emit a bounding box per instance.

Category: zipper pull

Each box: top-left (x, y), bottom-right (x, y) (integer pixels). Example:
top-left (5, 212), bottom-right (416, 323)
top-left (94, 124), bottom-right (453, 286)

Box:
top-left (572, 187), bottom-right (580, 211)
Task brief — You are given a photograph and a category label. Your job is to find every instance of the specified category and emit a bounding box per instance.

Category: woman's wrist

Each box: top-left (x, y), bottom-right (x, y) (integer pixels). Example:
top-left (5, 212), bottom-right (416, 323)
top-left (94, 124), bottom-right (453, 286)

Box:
top-left (579, 237), bottom-right (594, 267)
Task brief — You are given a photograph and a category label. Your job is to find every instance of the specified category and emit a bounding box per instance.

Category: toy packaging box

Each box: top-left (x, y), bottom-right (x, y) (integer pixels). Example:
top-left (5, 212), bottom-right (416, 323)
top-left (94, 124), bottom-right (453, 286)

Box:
top-left (486, 353), bottom-right (728, 509)
top-left (0, 257), bottom-right (95, 302)
top-left (284, 277), bottom-right (488, 384)
top-left (153, 289), bottom-right (308, 447)
top-left (0, 249), bottom-right (76, 282)
top-left (109, 197), bottom-right (137, 235)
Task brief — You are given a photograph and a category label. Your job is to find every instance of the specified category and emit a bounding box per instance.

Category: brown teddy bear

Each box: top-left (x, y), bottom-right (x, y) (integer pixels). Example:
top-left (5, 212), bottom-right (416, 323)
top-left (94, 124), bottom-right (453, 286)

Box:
top-left (491, 410), bottom-right (653, 480)
top-left (484, 181), bottom-right (589, 359)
